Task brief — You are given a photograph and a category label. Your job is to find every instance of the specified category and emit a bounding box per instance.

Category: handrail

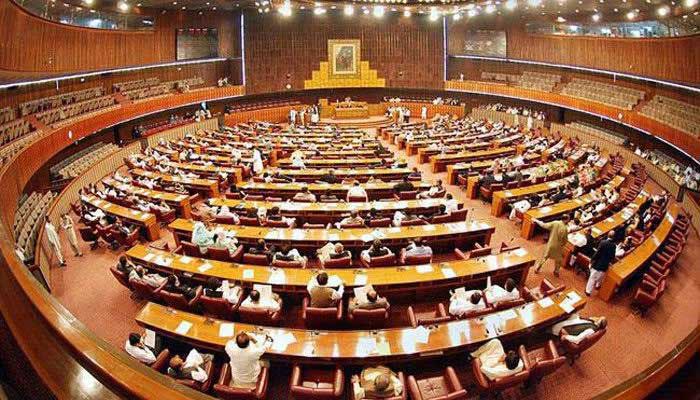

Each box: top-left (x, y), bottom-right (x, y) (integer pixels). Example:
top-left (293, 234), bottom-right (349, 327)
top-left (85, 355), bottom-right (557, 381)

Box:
top-left (0, 84), bottom-right (697, 399)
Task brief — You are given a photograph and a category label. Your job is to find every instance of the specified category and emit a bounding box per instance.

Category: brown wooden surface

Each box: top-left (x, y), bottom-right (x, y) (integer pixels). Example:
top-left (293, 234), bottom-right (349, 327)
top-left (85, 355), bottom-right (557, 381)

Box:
top-left (135, 289), bottom-right (586, 364)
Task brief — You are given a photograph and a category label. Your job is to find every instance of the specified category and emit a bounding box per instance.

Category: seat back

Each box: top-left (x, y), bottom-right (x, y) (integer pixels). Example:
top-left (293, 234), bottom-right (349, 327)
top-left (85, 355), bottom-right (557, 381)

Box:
top-left (398, 191), bottom-right (418, 200)
top-left (401, 218), bottom-right (428, 226)
top-left (431, 214), bottom-right (452, 224)
top-left (266, 219), bottom-right (291, 228)
top-left (181, 241), bottom-right (203, 257)
top-left (449, 208), bottom-right (468, 222)
top-left (239, 216), bottom-right (260, 226)
top-left (208, 247), bottom-right (233, 261)
top-left (368, 253), bottom-right (396, 267)
top-left (348, 195), bottom-right (367, 202)
top-left (368, 218), bottom-right (391, 227)
top-left (110, 266), bottom-right (131, 289)
top-left (350, 307), bottom-right (389, 329)
top-left (303, 298), bottom-right (342, 328)
top-left (321, 255), bottom-right (352, 268)
top-left (562, 327), bottom-right (606, 357)
top-left (158, 289), bottom-right (190, 310)
top-left (403, 254), bottom-right (433, 266)
top-left (272, 259), bottom-right (303, 268)
top-left (200, 295), bottom-right (235, 319)
top-left (242, 253), bottom-right (269, 265)
top-left (131, 279), bottom-right (157, 299)
top-left (238, 306), bottom-right (278, 325)
top-left (215, 215), bottom-right (237, 224)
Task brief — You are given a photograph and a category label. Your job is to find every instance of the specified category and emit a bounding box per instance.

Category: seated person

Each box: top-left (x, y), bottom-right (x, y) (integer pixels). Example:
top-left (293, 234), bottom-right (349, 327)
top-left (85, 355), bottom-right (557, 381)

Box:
top-left (361, 239), bottom-right (393, 264)
top-left (550, 187), bottom-right (569, 203)
top-left (347, 181), bottom-right (368, 201)
top-left (216, 205), bottom-right (240, 223)
top-left (211, 231), bottom-right (239, 254)
top-left (393, 212), bottom-right (425, 227)
top-left (363, 208), bottom-right (380, 225)
top-left (116, 255), bottom-right (135, 275)
top-left (129, 266), bottom-right (167, 288)
top-left (224, 332), bottom-right (271, 388)
top-left (240, 288), bottom-right (283, 313)
top-left (125, 332), bottom-right (159, 365)
top-left (483, 278), bottom-right (520, 304)
top-left (417, 179), bottom-right (444, 199)
top-left (164, 274), bottom-right (197, 300)
top-left (248, 239), bottom-right (271, 259)
top-left (393, 177), bottom-right (415, 193)
top-left (167, 348), bottom-right (214, 383)
top-left (293, 186), bottom-right (317, 202)
top-left (191, 221), bottom-right (214, 252)
top-left (337, 210), bottom-right (366, 228)
top-left (272, 244), bottom-right (308, 267)
top-left (349, 287), bottom-right (390, 312)
top-left (448, 290), bottom-right (486, 317)
top-left (203, 277), bottom-right (243, 304)
top-left (265, 206), bottom-right (295, 227)
top-left (550, 314), bottom-right (607, 345)
top-left (307, 272), bottom-right (344, 308)
top-left (403, 237), bottom-right (433, 258)
top-left (471, 338), bottom-right (524, 380)
top-left (320, 189), bottom-right (341, 202)
top-left (408, 167), bottom-right (421, 178)
top-left (509, 195), bottom-right (543, 221)
top-left (444, 193), bottom-right (459, 213)
top-left (319, 170), bottom-right (338, 184)
top-left (429, 204), bottom-right (450, 220)
top-left (351, 366), bottom-right (404, 400)
top-left (317, 242), bottom-right (351, 263)
top-left (291, 156), bottom-right (306, 168)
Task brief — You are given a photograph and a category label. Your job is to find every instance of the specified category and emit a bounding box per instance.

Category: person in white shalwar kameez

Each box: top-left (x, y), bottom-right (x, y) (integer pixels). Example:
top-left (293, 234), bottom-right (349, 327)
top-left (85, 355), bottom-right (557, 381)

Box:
top-left (252, 148), bottom-right (264, 175)
top-left (483, 278), bottom-right (520, 305)
top-left (191, 221), bottom-right (214, 253)
top-left (60, 213), bottom-right (82, 257)
top-left (225, 332), bottom-right (271, 388)
top-left (470, 338), bottom-right (524, 381)
top-left (45, 216), bottom-right (65, 266)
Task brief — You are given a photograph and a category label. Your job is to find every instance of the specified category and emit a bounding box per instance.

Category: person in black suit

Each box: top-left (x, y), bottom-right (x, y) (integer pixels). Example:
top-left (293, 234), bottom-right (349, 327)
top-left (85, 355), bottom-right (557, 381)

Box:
top-left (578, 228), bottom-right (597, 258)
top-left (585, 231), bottom-right (617, 296)
top-left (393, 177), bottom-right (415, 194)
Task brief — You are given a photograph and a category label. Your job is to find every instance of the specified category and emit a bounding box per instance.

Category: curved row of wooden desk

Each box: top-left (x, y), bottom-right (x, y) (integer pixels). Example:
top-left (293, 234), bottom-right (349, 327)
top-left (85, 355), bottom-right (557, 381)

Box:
top-left (266, 167), bottom-right (413, 182)
top-left (238, 181), bottom-right (432, 200)
top-left (101, 178), bottom-right (194, 218)
top-left (135, 289), bottom-right (585, 365)
top-left (130, 168), bottom-right (221, 197)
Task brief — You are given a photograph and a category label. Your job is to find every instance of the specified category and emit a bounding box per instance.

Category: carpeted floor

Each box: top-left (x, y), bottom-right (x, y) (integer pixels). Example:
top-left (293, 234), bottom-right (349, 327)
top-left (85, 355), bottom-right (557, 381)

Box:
top-left (49, 122), bottom-right (700, 399)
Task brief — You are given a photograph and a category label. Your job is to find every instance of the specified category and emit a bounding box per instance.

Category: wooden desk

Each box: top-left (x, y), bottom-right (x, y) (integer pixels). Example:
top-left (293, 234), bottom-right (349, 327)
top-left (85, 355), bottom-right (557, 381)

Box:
top-left (102, 178), bottom-right (193, 218)
top-left (267, 168), bottom-right (413, 183)
top-left (168, 218), bottom-right (495, 253)
top-left (276, 158), bottom-right (388, 168)
top-left (135, 289), bottom-right (585, 364)
top-left (598, 204), bottom-right (679, 301)
top-left (430, 147), bottom-right (516, 173)
top-left (127, 244), bottom-right (534, 295)
top-left (562, 193), bottom-right (647, 267)
top-left (521, 176), bottom-right (626, 239)
top-left (208, 198), bottom-right (460, 224)
top-left (238, 181), bottom-right (432, 201)
top-left (406, 131), bottom-right (499, 156)
top-left (130, 169), bottom-right (220, 197)
top-left (82, 195), bottom-right (160, 240)
top-left (164, 161), bottom-right (243, 184)
top-left (456, 154), bottom-right (544, 194)
top-left (491, 174), bottom-right (574, 217)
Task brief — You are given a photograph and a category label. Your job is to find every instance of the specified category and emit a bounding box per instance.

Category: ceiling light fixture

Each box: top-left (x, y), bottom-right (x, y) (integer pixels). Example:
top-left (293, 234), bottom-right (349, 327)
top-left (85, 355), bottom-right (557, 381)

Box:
top-left (657, 5), bottom-right (670, 16)
top-left (592, 12), bottom-right (601, 21)
top-left (344, 4), bottom-right (354, 15)
top-left (505, 0), bottom-right (517, 10)
top-left (403, 8), bottom-right (411, 16)
top-left (117, 1), bottom-right (129, 11)
top-left (373, 5), bottom-right (385, 17)
top-left (429, 6), bottom-right (439, 20)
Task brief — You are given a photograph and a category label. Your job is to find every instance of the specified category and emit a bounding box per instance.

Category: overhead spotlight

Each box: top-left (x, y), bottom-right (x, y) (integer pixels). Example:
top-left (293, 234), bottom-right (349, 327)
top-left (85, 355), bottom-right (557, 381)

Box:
top-left (117, 1), bottom-right (129, 11)
top-left (592, 13), bottom-right (601, 21)
top-left (485, 4), bottom-right (496, 13)
top-left (279, 0), bottom-right (292, 16)
top-left (556, 16), bottom-right (566, 22)
top-left (452, 12), bottom-right (461, 20)
top-left (363, 8), bottom-right (370, 14)
top-left (467, 8), bottom-right (478, 16)
top-left (505, 0), bottom-right (518, 10)
top-left (313, 6), bottom-right (326, 14)
top-left (373, 5), bottom-right (385, 17)
top-left (657, 5), bottom-right (670, 16)
top-left (684, 0), bottom-right (697, 6)
top-left (83, 0), bottom-right (94, 5)
top-left (429, 6), bottom-right (439, 20)
top-left (403, 8), bottom-right (411, 16)
top-left (626, 10), bottom-right (636, 19)
top-left (344, 4), bottom-right (354, 15)
top-left (527, 0), bottom-right (541, 6)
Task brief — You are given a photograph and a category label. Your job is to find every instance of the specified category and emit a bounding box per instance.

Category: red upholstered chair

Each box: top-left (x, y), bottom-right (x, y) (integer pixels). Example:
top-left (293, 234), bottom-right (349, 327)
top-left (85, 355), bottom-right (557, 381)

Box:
top-left (430, 189), bottom-right (446, 198)
top-left (302, 297), bottom-right (343, 329)
top-left (407, 367), bottom-right (467, 400)
top-left (239, 216), bottom-right (261, 226)
top-left (158, 286), bottom-right (203, 312)
top-left (401, 218), bottom-right (428, 226)
top-left (151, 348), bottom-right (215, 393)
top-left (272, 258), bottom-right (304, 268)
top-left (399, 249), bottom-right (433, 266)
top-left (199, 294), bottom-right (240, 320)
top-left (347, 302), bottom-right (390, 329)
top-left (238, 305), bottom-right (282, 326)
top-left (431, 214), bottom-right (452, 224)
top-left (154, 208), bottom-right (177, 224)
top-left (406, 304), bottom-right (452, 328)
top-left (472, 345), bottom-right (531, 394)
top-left (303, 223), bottom-right (326, 228)
top-left (480, 183), bottom-right (503, 202)
top-left (368, 218), bottom-right (392, 227)
top-left (354, 371), bottom-right (407, 400)
top-left (339, 222), bottom-right (366, 229)
top-left (214, 363), bottom-right (269, 400)
top-left (78, 226), bottom-right (100, 249)
top-left (289, 365), bottom-right (344, 400)
top-left (215, 215), bottom-right (238, 224)
top-left (560, 327), bottom-right (607, 365)
top-left (320, 255), bottom-right (352, 269)
top-left (242, 253), bottom-right (269, 265)
top-left (632, 278), bottom-right (666, 315)
top-left (266, 219), bottom-right (293, 228)
top-left (348, 195), bottom-right (369, 202)
top-left (488, 297), bottom-right (526, 311)
top-left (572, 253), bottom-right (592, 276)
top-left (395, 191), bottom-right (418, 200)
top-left (207, 246), bottom-right (244, 262)
top-left (131, 279), bottom-right (166, 301)
top-left (523, 278), bottom-right (565, 301)
top-left (181, 241), bottom-right (206, 258)
top-left (245, 195), bottom-right (264, 201)
top-left (224, 192), bottom-right (243, 200)
top-left (110, 266), bottom-right (132, 290)
top-left (361, 253), bottom-right (396, 268)
top-left (523, 340), bottom-right (566, 384)
top-left (265, 197), bottom-right (283, 202)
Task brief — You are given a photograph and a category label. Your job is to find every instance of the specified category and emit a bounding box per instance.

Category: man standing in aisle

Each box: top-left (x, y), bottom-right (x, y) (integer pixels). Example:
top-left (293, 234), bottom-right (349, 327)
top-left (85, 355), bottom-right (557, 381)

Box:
top-left (44, 216), bottom-right (66, 267)
top-left (60, 213), bottom-right (82, 257)
top-left (533, 215), bottom-right (570, 276)
top-left (586, 231), bottom-right (617, 296)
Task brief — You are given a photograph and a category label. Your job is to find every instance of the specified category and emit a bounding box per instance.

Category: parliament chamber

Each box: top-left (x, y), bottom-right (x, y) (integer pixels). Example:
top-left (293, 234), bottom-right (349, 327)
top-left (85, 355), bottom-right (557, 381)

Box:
top-left (0, 0), bottom-right (699, 399)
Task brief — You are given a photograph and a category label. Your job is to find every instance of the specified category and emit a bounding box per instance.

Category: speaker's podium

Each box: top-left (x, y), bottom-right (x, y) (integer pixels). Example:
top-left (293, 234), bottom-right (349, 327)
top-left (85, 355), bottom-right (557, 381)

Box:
top-left (325, 99), bottom-right (369, 119)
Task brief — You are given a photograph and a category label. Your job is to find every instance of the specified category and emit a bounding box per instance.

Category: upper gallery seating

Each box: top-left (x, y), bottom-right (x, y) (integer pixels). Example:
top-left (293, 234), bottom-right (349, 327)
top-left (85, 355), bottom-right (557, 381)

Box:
top-left (0, 135), bottom-right (34, 166)
top-left (13, 191), bottom-right (56, 263)
top-left (35, 95), bottom-right (116, 126)
top-left (122, 77), bottom-right (205, 101)
top-left (561, 78), bottom-right (645, 110)
top-left (0, 106), bottom-right (16, 124)
top-left (639, 95), bottom-right (700, 137)
top-left (566, 122), bottom-right (627, 146)
top-left (113, 78), bottom-right (161, 92)
top-left (480, 71), bottom-right (561, 92)
top-left (50, 142), bottom-right (119, 180)
top-left (0, 118), bottom-right (33, 146)
top-left (19, 86), bottom-right (105, 116)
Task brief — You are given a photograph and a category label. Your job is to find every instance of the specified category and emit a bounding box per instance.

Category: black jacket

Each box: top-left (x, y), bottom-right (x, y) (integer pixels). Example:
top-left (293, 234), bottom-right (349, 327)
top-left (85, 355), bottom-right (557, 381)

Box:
top-left (590, 238), bottom-right (616, 272)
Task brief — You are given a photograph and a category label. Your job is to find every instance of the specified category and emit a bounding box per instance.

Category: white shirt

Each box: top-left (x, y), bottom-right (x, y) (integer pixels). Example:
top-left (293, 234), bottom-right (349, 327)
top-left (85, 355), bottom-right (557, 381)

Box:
top-left (448, 290), bottom-right (485, 317)
top-left (240, 295), bottom-right (281, 313)
top-left (225, 336), bottom-right (268, 387)
top-left (444, 198), bottom-right (459, 213)
top-left (125, 340), bottom-right (156, 364)
top-left (483, 285), bottom-right (520, 304)
top-left (347, 186), bottom-right (368, 200)
top-left (471, 339), bottom-right (524, 381)
top-left (45, 222), bottom-right (61, 247)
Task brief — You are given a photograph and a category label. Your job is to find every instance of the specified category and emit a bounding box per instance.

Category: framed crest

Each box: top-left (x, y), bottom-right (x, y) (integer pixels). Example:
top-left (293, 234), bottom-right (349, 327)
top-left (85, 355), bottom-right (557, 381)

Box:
top-left (328, 39), bottom-right (361, 79)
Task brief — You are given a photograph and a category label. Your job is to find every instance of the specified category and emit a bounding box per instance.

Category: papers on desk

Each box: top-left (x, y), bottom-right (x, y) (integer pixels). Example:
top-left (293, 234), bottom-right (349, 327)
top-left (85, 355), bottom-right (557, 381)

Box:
top-left (558, 292), bottom-right (581, 314)
top-left (198, 263), bottom-right (213, 273)
top-left (375, 340), bottom-right (391, 356)
top-left (483, 314), bottom-right (505, 337)
top-left (539, 206), bottom-right (552, 213)
top-left (547, 182), bottom-right (559, 188)
top-left (253, 284), bottom-right (273, 300)
top-left (538, 297), bottom-right (554, 308)
top-left (242, 269), bottom-right (254, 279)
top-left (354, 274), bottom-right (368, 286)
top-left (270, 332), bottom-right (296, 352)
top-left (155, 256), bottom-right (172, 267)
top-left (143, 253), bottom-right (155, 262)
top-left (441, 267), bottom-right (456, 279)
top-left (175, 320), bottom-right (192, 335)
top-left (559, 301), bottom-right (575, 314)
top-left (130, 210), bottom-right (140, 216)
top-left (268, 269), bottom-right (286, 284)
top-left (328, 233), bottom-right (340, 242)
top-left (413, 325), bottom-right (431, 344)
top-left (371, 229), bottom-right (386, 239)
top-left (499, 309), bottom-right (518, 321)
top-left (140, 214), bottom-right (149, 220)
top-left (592, 227), bottom-right (603, 236)
top-left (353, 285), bottom-right (374, 303)
top-left (144, 329), bottom-right (156, 348)
top-left (513, 248), bottom-right (528, 257)
top-left (218, 323), bottom-right (235, 338)
top-left (179, 256), bottom-right (192, 264)
top-left (360, 234), bottom-right (374, 243)
top-left (357, 337), bottom-right (377, 356)
top-left (422, 225), bottom-right (436, 231)
top-left (568, 233), bottom-right (586, 247)
top-left (327, 275), bottom-right (343, 288)
top-left (416, 264), bottom-right (434, 274)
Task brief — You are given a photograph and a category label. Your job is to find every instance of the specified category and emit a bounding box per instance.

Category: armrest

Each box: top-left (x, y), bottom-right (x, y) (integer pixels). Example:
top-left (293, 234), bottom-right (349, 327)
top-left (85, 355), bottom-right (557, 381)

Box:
top-left (436, 303), bottom-right (448, 317)
top-left (302, 297), bottom-right (309, 320)
top-left (454, 248), bottom-right (468, 260)
top-left (218, 363), bottom-right (230, 386)
top-left (151, 348), bottom-right (170, 371)
top-left (546, 339), bottom-right (559, 359)
top-left (333, 367), bottom-right (345, 397)
top-left (519, 345), bottom-right (531, 370)
top-left (407, 375), bottom-right (423, 400)
top-left (407, 306), bottom-right (418, 328)
top-left (256, 366), bottom-right (269, 398)
top-left (472, 358), bottom-right (489, 389)
top-left (290, 365), bottom-right (302, 387)
top-left (336, 301), bottom-right (344, 321)
top-left (188, 286), bottom-right (203, 306)
top-left (445, 366), bottom-right (464, 393)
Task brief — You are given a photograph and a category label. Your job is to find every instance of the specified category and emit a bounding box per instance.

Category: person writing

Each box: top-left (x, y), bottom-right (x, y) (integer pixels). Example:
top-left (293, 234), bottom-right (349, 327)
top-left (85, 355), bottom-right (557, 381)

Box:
top-left (351, 366), bottom-right (404, 400)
